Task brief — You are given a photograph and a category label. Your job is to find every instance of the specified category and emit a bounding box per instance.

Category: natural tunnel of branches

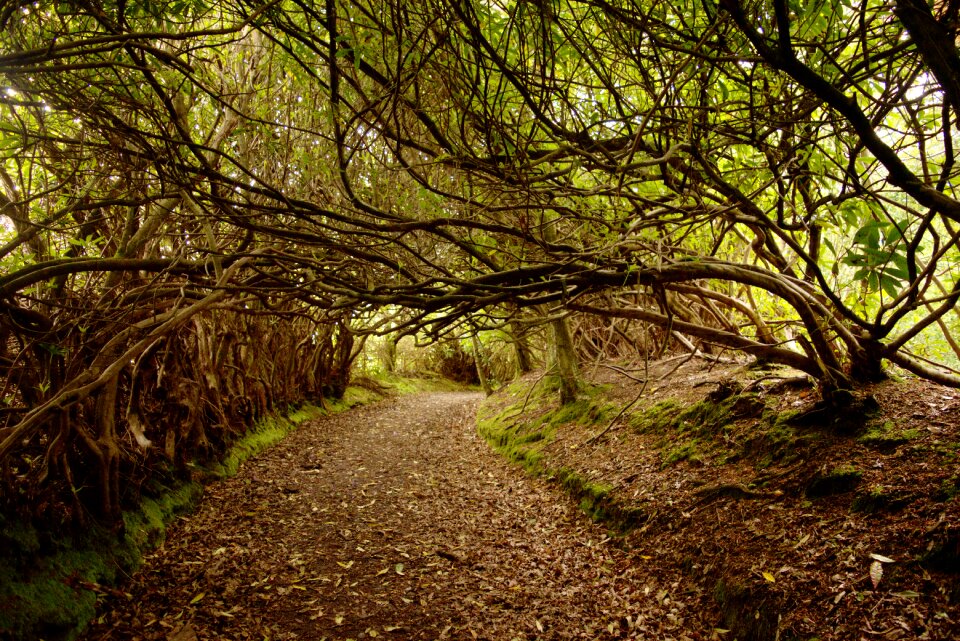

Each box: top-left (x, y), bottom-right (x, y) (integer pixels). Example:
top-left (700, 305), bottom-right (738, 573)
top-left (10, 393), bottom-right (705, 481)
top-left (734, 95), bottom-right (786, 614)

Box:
top-left (4, 0), bottom-right (960, 526)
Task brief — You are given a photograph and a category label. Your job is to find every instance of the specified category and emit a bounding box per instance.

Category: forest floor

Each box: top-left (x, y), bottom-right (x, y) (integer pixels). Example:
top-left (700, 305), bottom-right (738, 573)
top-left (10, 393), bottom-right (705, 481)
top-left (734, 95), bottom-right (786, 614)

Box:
top-left (77, 361), bottom-right (960, 641)
top-left (80, 390), bottom-right (700, 641)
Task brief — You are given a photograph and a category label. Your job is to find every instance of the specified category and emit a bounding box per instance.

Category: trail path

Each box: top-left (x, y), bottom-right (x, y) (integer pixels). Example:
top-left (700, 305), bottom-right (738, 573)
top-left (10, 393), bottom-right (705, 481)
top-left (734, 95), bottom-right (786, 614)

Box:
top-left (83, 393), bottom-right (701, 641)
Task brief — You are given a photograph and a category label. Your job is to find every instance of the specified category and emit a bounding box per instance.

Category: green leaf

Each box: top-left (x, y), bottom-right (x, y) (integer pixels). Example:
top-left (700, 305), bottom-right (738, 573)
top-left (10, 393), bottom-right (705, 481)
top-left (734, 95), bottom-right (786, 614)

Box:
top-left (880, 274), bottom-right (900, 299)
top-left (852, 221), bottom-right (882, 249)
top-left (883, 264), bottom-right (910, 281)
top-left (718, 80), bottom-right (729, 102)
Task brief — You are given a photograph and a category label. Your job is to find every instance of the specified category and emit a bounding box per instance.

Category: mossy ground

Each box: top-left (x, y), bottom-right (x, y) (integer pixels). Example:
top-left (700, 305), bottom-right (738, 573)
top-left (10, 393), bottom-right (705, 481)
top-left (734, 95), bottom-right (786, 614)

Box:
top-left (0, 376), bottom-right (431, 641)
top-left (477, 382), bottom-right (616, 473)
top-left (857, 420), bottom-right (921, 449)
top-left (476, 363), bottom-right (960, 639)
top-left (476, 372), bottom-right (846, 531)
top-left (0, 482), bottom-right (202, 641)
top-left (477, 382), bottom-right (652, 530)
top-left (362, 371), bottom-right (469, 395)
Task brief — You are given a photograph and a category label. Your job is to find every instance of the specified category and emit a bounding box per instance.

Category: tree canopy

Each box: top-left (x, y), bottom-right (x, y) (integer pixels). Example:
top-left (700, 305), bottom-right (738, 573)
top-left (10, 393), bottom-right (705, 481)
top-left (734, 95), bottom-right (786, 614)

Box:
top-left (4, 0), bottom-right (960, 521)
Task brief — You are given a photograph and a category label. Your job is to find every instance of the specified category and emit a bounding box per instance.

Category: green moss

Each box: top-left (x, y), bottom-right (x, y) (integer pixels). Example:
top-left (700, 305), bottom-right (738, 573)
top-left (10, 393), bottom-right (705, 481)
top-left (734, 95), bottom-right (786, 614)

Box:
top-left (324, 387), bottom-right (379, 411)
top-left (477, 408), bottom-right (554, 476)
top-left (477, 388), bottom-right (618, 477)
top-left (0, 526), bottom-right (119, 641)
top-left (742, 408), bottom-right (823, 469)
top-left (769, 409), bottom-right (801, 429)
top-left (547, 394), bottom-right (617, 428)
top-left (553, 467), bottom-right (643, 531)
top-left (662, 440), bottom-right (702, 466)
top-left (857, 421), bottom-right (920, 449)
top-left (0, 559), bottom-right (98, 641)
top-left (0, 514), bottom-right (40, 558)
top-left (206, 404), bottom-right (325, 479)
top-left (630, 399), bottom-right (682, 433)
top-left (478, 388), bottom-right (647, 532)
top-left (626, 393), bottom-right (772, 469)
top-left (121, 481), bottom-right (203, 562)
top-left (0, 475), bottom-right (204, 641)
top-left (366, 371), bottom-right (467, 394)
top-left (631, 394), bottom-right (764, 440)
top-left (934, 476), bottom-right (960, 502)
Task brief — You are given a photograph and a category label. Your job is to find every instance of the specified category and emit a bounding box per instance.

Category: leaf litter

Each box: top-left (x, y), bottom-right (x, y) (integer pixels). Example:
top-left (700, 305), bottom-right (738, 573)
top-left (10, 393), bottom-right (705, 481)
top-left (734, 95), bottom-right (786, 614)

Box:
top-left (79, 363), bottom-right (960, 641)
top-left (79, 392), bottom-right (702, 640)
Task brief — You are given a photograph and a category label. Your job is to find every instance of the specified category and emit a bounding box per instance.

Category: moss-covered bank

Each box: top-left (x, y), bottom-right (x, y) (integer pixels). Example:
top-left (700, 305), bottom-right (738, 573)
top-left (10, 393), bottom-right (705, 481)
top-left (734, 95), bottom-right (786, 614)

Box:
top-left (476, 382), bottom-right (648, 531)
top-left (475, 367), bottom-right (960, 641)
top-left (0, 384), bottom-right (387, 641)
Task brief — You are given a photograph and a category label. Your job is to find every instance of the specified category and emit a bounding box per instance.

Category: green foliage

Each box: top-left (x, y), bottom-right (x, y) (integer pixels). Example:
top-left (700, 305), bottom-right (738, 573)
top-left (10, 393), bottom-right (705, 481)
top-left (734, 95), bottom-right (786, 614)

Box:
top-left (839, 216), bottom-right (912, 299)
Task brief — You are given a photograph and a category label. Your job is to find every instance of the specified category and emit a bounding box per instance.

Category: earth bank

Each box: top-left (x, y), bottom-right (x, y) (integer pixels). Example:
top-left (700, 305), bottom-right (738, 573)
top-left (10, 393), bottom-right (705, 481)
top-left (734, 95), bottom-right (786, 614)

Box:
top-left (478, 360), bottom-right (960, 640)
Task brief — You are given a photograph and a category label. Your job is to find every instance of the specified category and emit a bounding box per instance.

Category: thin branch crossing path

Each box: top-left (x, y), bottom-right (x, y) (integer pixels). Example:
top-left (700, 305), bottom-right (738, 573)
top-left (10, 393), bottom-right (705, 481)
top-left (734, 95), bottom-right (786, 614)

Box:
top-left (82, 393), bottom-right (704, 641)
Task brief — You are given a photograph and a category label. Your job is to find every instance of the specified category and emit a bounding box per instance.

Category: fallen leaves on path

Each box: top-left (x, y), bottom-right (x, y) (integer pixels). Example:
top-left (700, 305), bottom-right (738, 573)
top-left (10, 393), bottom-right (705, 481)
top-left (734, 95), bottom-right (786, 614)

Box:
top-left (80, 392), bottom-right (708, 640)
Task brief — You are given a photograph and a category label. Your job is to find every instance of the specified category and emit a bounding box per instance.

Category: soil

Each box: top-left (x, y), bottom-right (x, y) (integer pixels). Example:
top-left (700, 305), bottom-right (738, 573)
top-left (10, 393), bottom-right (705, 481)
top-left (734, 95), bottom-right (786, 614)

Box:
top-left (80, 391), bottom-right (703, 641)
top-left (79, 362), bottom-right (960, 641)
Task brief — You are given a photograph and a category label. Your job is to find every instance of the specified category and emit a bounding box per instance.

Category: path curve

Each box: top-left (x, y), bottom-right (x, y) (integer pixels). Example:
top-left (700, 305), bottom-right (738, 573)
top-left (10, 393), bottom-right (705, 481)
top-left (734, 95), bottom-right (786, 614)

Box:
top-left (82, 392), bottom-right (699, 640)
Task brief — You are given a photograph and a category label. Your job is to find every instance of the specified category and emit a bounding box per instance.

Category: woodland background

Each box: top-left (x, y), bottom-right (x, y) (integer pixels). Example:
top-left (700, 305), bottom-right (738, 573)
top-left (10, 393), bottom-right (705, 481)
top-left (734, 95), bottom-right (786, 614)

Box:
top-left (2, 0), bottom-right (960, 547)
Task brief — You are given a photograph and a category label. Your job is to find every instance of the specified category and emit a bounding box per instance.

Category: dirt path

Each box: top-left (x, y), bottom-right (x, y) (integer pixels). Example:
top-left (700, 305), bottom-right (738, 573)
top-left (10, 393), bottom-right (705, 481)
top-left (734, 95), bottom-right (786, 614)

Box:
top-left (81, 392), bottom-right (705, 641)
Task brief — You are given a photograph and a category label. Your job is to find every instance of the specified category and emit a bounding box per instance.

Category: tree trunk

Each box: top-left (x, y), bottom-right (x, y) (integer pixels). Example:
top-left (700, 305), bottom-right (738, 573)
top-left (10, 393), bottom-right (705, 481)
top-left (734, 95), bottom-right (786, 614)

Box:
top-left (540, 210), bottom-right (581, 403)
top-left (93, 375), bottom-right (121, 522)
top-left (551, 316), bottom-right (580, 404)
top-left (471, 333), bottom-right (493, 396)
top-left (383, 335), bottom-right (398, 373)
top-left (510, 320), bottom-right (535, 375)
